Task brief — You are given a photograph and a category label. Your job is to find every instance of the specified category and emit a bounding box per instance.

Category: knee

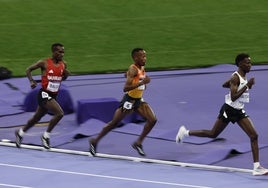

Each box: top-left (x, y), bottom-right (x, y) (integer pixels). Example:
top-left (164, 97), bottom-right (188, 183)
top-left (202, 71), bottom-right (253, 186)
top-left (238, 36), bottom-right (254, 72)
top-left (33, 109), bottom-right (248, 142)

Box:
top-left (210, 134), bottom-right (218, 139)
top-left (208, 129), bottom-right (222, 138)
top-left (55, 111), bottom-right (64, 119)
top-left (107, 120), bottom-right (120, 128)
top-left (205, 131), bottom-right (218, 138)
top-left (210, 132), bottom-right (219, 138)
top-left (250, 133), bottom-right (258, 142)
top-left (148, 117), bottom-right (157, 127)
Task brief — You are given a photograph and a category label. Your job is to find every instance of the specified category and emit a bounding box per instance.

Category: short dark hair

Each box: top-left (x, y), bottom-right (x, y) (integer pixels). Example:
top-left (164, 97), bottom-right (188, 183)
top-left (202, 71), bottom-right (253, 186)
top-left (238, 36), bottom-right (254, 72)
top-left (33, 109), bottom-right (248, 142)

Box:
top-left (131, 48), bottom-right (144, 58)
top-left (51, 43), bottom-right (64, 52)
top-left (235, 53), bottom-right (249, 66)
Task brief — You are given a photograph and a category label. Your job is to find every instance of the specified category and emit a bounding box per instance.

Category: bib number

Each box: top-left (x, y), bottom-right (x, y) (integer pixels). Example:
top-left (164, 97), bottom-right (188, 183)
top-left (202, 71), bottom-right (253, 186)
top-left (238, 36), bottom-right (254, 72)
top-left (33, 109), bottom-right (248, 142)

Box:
top-left (123, 101), bottom-right (133, 110)
top-left (138, 80), bottom-right (145, 90)
top-left (47, 81), bottom-right (60, 92)
top-left (225, 93), bottom-right (249, 103)
top-left (239, 93), bottom-right (249, 103)
top-left (138, 84), bottom-right (145, 90)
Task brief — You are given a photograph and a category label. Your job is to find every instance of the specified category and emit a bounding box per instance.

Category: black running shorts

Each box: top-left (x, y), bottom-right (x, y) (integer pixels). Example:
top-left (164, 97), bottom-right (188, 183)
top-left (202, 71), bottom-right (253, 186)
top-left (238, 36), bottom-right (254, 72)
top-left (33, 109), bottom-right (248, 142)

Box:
top-left (119, 94), bottom-right (143, 111)
top-left (218, 103), bottom-right (248, 124)
top-left (37, 89), bottom-right (57, 107)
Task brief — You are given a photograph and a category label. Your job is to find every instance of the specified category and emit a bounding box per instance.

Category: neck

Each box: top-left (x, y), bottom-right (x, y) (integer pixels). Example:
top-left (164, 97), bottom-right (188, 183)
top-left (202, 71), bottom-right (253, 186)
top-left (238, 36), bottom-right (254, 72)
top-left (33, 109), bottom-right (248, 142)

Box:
top-left (134, 63), bottom-right (142, 69)
top-left (237, 69), bottom-right (246, 77)
top-left (52, 58), bottom-right (60, 64)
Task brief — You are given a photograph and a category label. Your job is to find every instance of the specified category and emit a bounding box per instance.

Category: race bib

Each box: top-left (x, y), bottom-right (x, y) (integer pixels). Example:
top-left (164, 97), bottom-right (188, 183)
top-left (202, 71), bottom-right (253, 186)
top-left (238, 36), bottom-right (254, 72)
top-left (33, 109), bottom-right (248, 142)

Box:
top-left (47, 81), bottom-right (60, 92)
top-left (138, 80), bottom-right (145, 90)
top-left (123, 101), bottom-right (133, 110)
top-left (138, 84), bottom-right (145, 90)
top-left (239, 93), bottom-right (249, 103)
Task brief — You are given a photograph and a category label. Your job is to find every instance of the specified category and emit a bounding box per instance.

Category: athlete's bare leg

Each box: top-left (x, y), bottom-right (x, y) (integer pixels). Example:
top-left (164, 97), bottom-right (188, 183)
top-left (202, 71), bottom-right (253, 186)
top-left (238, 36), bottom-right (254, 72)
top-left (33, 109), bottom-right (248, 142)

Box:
top-left (189, 118), bottom-right (228, 138)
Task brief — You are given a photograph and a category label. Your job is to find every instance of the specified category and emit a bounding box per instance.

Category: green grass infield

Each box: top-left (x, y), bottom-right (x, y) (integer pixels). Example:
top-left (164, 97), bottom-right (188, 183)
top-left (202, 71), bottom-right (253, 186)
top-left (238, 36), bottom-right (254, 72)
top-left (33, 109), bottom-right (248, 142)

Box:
top-left (0, 0), bottom-right (267, 77)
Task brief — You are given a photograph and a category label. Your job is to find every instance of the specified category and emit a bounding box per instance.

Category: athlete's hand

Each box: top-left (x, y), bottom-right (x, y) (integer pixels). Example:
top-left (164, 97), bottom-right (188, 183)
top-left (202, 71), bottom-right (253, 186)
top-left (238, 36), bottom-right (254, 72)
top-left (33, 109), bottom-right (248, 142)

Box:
top-left (142, 76), bottom-right (151, 84)
top-left (30, 80), bottom-right (37, 89)
top-left (247, 77), bottom-right (255, 89)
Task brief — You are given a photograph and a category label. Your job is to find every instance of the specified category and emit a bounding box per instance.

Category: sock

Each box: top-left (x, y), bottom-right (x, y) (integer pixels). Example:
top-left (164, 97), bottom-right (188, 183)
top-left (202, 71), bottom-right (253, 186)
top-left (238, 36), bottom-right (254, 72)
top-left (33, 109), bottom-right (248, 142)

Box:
top-left (186, 130), bottom-right (190, 136)
top-left (43, 131), bottom-right (50, 138)
top-left (18, 128), bottom-right (25, 136)
top-left (254, 162), bottom-right (260, 169)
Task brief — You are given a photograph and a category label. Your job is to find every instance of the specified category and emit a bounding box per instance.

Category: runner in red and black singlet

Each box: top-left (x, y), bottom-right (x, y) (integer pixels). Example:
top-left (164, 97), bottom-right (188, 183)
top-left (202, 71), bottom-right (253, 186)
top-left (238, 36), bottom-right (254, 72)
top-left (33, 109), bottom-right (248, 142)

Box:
top-left (15, 43), bottom-right (70, 149)
top-left (41, 58), bottom-right (65, 94)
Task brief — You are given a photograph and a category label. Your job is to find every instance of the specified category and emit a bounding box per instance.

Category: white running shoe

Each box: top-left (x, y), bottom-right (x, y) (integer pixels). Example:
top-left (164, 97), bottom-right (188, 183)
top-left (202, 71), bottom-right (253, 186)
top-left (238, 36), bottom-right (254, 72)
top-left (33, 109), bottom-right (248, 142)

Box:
top-left (176, 125), bottom-right (187, 143)
top-left (252, 166), bottom-right (268, 176)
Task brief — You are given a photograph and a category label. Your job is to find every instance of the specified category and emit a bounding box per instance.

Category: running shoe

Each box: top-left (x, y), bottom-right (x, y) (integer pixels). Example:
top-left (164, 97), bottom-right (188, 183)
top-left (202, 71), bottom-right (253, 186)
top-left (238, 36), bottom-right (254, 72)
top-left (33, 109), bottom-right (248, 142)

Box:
top-left (15, 130), bottom-right (23, 148)
top-left (175, 125), bottom-right (187, 143)
top-left (132, 142), bottom-right (146, 156)
top-left (41, 135), bottom-right (50, 149)
top-left (89, 139), bottom-right (97, 156)
top-left (253, 166), bottom-right (268, 176)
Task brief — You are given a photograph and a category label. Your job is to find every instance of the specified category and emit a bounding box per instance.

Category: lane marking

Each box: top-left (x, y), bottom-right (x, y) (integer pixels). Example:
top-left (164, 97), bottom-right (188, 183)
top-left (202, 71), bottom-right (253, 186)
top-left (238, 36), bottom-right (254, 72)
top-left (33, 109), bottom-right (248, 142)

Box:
top-left (0, 183), bottom-right (32, 188)
top-left (0, 142), bottom-right (252, 174)
top-left (0, 163), bottom-right (212, 188)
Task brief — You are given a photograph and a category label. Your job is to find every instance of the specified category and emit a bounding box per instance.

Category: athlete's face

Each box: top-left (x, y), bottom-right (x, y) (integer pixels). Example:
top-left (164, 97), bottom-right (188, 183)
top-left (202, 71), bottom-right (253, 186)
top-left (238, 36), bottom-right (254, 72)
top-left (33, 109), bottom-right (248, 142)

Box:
top-left (52, 46), bottom-right (64, 62)
top-left (134, 50), bottom-right (146, 66)
top-left (240, 57), bottom-right (252, 73)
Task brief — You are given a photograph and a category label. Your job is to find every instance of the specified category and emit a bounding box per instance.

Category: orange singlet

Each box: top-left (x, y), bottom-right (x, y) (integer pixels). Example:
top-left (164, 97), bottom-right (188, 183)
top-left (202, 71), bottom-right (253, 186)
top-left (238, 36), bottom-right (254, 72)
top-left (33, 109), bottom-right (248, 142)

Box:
top-left (127, 64), bottom-right (146, 99)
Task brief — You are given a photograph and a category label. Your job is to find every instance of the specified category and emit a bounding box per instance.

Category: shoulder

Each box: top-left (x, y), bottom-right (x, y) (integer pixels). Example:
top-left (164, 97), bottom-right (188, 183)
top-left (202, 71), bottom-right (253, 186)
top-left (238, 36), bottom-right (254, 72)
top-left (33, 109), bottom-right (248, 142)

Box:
top-left (230, 72), bottom-right (240, 85)
top-left (127, 64), bottom-right (138, 77)
top-left (128, 64), bottom-right (138, 72)
top-left (36, 59), bottom-right (47, 67)
top-left (231, 72), bottom-right (240, 80)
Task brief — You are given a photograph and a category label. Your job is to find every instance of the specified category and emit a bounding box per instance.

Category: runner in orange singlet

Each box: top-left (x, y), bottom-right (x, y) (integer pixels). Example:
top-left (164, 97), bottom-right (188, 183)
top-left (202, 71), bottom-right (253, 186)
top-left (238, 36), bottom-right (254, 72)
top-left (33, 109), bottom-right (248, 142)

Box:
top-left (89, 48), bottom-right (157, 156)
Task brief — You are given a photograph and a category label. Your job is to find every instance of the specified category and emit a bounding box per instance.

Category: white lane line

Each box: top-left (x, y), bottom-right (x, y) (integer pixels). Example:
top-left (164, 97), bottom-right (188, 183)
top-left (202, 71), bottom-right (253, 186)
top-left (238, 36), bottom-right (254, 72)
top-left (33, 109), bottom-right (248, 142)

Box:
top-left (0, 163), bottom-right (212, 188)
top-left (0, 141), bottom-right (252, 174)
top-left (0, 183), bottom-right (32, 188)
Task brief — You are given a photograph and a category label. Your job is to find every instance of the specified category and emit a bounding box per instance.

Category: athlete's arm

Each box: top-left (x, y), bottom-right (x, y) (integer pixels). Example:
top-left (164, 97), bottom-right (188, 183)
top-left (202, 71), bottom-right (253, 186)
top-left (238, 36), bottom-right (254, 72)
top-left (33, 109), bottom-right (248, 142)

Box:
top-left (222, 78), bottom-right (231, 88)
top-left (123, 66), bottom-right (140, 92)
top-left (229, 74), bottom-right (248, 102)
top-left (25, 60), bottom-right (46, 88)
top-left (62, 61), bottom-right (70, 81)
